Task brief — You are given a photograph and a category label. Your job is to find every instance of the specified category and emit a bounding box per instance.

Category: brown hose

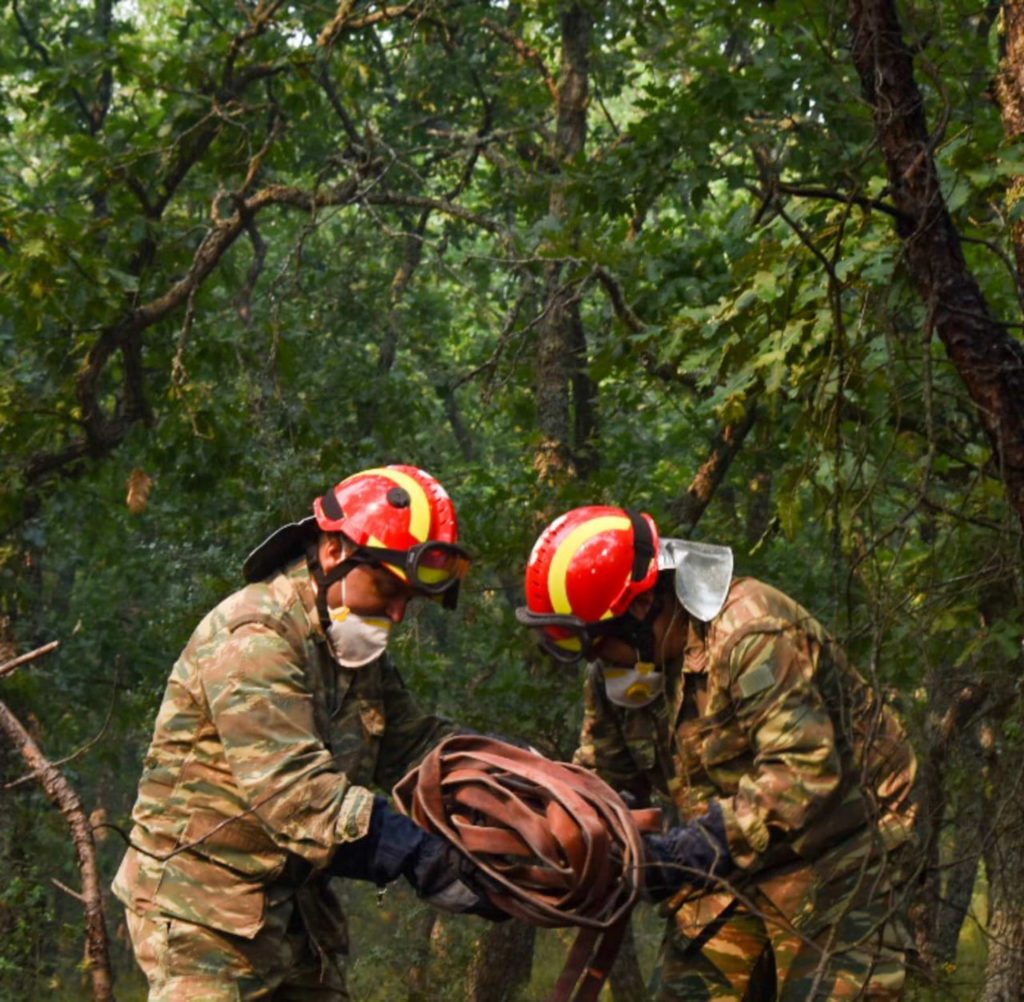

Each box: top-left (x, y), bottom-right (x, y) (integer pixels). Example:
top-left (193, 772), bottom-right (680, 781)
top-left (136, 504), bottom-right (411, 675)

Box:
top-left (393, 734), bottom-right (660, 1002)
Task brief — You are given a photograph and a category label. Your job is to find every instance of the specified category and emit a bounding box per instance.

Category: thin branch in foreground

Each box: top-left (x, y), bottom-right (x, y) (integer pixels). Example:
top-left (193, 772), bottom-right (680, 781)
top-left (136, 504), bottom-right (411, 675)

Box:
top-left (0, 697), bottom-right (113, 1001)
top-left (52, 877), bottom-right (87, 904)
top-left (0, 640), bottom-right (60, 681)
top-left (6, 670), bottom-right (119, 790)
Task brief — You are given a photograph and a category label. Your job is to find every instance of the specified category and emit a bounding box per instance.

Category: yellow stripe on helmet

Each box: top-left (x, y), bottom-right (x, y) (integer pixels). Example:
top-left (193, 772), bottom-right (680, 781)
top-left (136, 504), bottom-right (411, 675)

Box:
top-left (547, 515), bottom-right (631, 617)
top-left (362, 466), bottom-right (432, 543)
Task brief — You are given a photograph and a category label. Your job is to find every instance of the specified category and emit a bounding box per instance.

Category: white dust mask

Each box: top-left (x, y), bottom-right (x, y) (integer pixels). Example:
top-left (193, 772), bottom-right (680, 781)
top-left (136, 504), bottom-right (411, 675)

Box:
top-left (326, 581), bottom-right (393, 668)
top-left (601, 661), bottom-right (665, 709)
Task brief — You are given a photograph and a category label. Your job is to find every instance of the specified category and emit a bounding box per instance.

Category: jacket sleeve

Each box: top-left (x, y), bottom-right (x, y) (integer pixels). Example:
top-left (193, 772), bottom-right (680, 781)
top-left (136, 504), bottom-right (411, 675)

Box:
top-left (718, 627), bottom-right (843, 870)
top-left (201, 621), bottom-right (375, 868)
top-left (372, 656), bottom-right (455, 789)
top-left (572, 666), bottom-right (645, 793)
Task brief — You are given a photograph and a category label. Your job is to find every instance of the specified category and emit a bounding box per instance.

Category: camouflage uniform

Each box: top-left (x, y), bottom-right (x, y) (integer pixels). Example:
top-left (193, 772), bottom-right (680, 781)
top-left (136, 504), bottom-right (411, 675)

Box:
top-left (574, 578), bottom-right (919, 1001)
top-left (113, 557), bottom-right (453, 1000)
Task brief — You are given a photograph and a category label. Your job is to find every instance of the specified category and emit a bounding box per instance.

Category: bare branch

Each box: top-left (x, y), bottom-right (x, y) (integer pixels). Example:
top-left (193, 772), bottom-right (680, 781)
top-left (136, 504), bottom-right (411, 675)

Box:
top-left (0, 640), bottom-right (60, 681)
top-left (223, 0), bottom-right (288, 88)
top-left (362, 191), bottom-right (504, 234)
top-left (318, 0), bottom-right (358, 47)
top-left (850, 0), bottom-right (1024, 528)
top-left (6, 673), bottom-right (119, 790)
top-left (316, 62), bottom-right (364, 146)
top-left (0, 699), bottom-right (113, 1001)
top-left (52, 877), bottom-right (86, 904)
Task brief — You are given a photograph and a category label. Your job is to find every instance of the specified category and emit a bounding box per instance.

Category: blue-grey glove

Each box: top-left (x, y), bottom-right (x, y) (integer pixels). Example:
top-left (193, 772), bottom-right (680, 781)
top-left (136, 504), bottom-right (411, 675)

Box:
top-left (642, 801), bottom-right (733, 901)
top-left (408, 832), bottom-right (509, 921)
top-left (329, 796), bottom-right (429, 886)
top-left (330, 796), bottom-right (507, 920)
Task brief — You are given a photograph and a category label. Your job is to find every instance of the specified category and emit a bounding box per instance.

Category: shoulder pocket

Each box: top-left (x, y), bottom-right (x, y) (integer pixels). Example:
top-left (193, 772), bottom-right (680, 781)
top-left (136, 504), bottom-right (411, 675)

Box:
top-left (226, 611), bottom-right (305, 658)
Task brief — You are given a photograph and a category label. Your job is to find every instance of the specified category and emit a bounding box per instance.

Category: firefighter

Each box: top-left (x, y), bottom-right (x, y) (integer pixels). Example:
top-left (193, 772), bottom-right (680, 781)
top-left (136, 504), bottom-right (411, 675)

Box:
top-left (114, 465), bottom-right (499, 1001)
top-left (517, 505), bottom-right (919, 1001)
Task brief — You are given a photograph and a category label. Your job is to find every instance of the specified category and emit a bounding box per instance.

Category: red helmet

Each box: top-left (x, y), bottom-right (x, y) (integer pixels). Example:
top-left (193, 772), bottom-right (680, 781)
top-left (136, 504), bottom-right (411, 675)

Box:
top-left (315, 465), bottom-right (458, 549)
top-left (314, 465), bottom-right (468, 592)
top-left (516, 506), bottom-right (659, 662)
top-left (243, 465), bottom-right (468, 600)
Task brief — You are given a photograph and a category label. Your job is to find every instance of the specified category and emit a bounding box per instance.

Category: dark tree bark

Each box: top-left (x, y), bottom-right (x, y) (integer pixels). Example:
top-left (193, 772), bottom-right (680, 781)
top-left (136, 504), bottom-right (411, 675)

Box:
top-left (404, 909), bottom-right (440, 1001)
top-left (466, 921), bottom-right (536, 1002)
top-left (848, 0), bottom-right (1024, 530)
top-left (847, 6), bottom-right (1024, 990)
top-left (912, 672), bottom-right (988, 972)
top-left (608, 917), bottom-right (648, 1002)
top-left (981, 773), bottom-right (1024, 1002)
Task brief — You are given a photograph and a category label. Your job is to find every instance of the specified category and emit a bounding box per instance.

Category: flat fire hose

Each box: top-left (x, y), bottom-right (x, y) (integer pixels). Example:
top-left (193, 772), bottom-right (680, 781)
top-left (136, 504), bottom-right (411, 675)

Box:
top-left (393, 734), bottom-right (660, 1002)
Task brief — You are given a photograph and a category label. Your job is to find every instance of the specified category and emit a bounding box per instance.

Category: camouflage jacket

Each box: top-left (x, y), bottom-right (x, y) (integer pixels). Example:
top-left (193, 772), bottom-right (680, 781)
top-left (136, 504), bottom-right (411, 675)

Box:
top-left (112, 557), bottom-right (452, 941)
top-left (574, 578), bottom-right (918, 877)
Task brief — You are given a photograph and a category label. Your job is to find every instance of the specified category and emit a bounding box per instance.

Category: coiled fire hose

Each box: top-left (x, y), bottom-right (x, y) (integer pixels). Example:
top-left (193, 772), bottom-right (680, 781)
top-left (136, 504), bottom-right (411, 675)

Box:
top-left (392, 734), bottom-right (661, 1002)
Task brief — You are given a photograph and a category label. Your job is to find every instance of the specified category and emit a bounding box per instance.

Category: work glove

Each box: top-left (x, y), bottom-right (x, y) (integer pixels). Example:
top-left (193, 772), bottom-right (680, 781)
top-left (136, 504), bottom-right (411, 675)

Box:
top-left (641, 801), bottom-right (733, 902)
top-left (409, 832), bottom-right (509, 921)
top-left (329, 796), bottom-right (507, 921)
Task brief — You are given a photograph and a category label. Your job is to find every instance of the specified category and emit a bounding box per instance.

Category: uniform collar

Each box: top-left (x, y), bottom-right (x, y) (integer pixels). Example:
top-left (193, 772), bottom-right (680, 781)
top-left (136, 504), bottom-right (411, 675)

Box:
top-left (283, 555), bottom-right (327, 642)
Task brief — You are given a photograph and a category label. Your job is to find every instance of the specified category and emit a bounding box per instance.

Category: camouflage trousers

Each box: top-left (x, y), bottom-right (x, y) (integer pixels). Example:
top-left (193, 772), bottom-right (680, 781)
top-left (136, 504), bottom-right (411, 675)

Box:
top-left (653, 850), bottom-right (913, 1001)
top-left (124, 906), bottom-right (349, 1002)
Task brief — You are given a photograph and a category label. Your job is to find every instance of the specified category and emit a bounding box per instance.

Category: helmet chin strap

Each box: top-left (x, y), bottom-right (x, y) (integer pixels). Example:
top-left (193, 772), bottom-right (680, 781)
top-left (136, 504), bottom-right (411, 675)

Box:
top-left (616, 592), bottom-right (663, 665)
top-left (306, 541), bottom-right (364, 633)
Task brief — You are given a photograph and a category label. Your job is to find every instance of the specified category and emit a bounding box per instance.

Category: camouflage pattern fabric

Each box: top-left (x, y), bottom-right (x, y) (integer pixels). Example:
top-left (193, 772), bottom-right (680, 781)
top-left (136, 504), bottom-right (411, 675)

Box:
top-left (125, 903), bottom-right (348, 1001)
top-left (113, 556), bottom-right (453, 995)
top-left (574, 578), bottom-right (919, 1000)
top-left (656, 846), bottom-right (912, 1000)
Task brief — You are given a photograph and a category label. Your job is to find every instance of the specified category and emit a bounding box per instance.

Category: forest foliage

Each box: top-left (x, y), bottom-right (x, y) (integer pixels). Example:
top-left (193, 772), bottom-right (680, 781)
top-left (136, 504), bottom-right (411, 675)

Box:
top-left (1, 0), bottom-right (1023, 998)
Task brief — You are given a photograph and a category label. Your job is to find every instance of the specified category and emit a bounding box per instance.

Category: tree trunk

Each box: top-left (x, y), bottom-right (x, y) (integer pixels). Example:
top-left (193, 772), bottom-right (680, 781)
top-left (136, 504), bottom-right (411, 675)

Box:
top-left (848, 0), bottom-right (1024, 530)
top-left (608, 917), bottom-right (648, 1002)
top-left (981, 768), bottom-right (1024, 1002)
top-left (912, 671), bottom-right (988, 972)
top-left (404, 909), bottom-right (440, 1001)
top-left (466, 921), bottom-right (536, 1002)
top-left (535, 3), bottom-right (597, 484)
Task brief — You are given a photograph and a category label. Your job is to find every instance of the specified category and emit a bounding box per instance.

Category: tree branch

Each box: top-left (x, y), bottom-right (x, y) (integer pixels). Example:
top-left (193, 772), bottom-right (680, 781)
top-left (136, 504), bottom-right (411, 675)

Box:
top-left (849, 0), bottom-right (1024, 529)
top-left (0, 640), bottom-right (61, 681)
top-left (668, 406), bottom-right (759, 533)
top-left (318, 0), bottom-right (420, 48)
top-left (482, 18), bottom-right (559, 102)
top-left (0, 697), bottom-right (113, 1001)
top-left (590, 264), bottom-right (703, 392)
top-left (772, 180), bottom-right (910, 222)
top-left (13, 177), bottom-right (505, 509)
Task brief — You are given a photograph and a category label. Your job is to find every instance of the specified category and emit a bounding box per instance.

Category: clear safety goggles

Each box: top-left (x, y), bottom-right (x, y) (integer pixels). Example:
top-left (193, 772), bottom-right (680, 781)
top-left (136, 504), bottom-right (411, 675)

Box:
top-left (355, 540), bottom-right (471, 594)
